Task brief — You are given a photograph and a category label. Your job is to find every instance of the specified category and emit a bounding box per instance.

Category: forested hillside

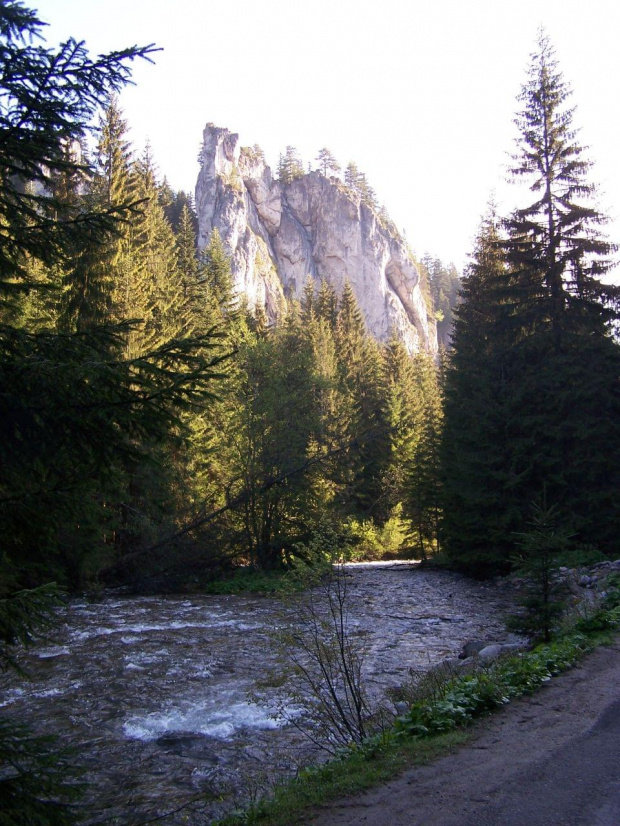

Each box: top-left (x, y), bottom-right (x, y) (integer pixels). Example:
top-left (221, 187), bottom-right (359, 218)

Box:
top-left (1, 5), bottom-right (618, 602)
top-left (0, 4), bottom-right (446, 598)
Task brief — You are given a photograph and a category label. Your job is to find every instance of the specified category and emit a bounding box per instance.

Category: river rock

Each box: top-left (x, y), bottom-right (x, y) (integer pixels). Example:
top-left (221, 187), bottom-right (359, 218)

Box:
top-left (460, 640), bottom-right (487, 659)
top-left (476, 643), bottom-right (525, 662)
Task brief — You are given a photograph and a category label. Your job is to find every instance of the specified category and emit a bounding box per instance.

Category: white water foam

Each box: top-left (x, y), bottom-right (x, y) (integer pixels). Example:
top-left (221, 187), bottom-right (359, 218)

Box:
top-left (70, 617), bottom-right (262, 643)
top-left (32, 687), bottom-right (64, 698)
top-left (36, 646), bottom-right (71, 658)
top-left (0, 687), bottom-right (25, 708)
top-left (123, 697), bottom-right (283, 741)
top-left (124, 649), bottom-right (170, 665)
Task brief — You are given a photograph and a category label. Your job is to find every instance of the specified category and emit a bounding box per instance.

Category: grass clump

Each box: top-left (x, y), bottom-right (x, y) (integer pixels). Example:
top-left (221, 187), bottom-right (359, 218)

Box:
top-left (214, 730), bottom-right (468, 826)
top-left (201, 569), bottom-right (293, 595)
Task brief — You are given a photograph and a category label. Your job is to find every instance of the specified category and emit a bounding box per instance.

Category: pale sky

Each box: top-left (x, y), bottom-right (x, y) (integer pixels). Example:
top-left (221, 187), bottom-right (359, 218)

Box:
top-left (32, 0), bottom-right (620, 276)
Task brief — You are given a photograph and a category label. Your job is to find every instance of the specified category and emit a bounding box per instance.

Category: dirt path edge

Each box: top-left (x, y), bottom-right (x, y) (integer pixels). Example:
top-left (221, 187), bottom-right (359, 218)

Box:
top-left (308, 642), bottom-right (620, 826)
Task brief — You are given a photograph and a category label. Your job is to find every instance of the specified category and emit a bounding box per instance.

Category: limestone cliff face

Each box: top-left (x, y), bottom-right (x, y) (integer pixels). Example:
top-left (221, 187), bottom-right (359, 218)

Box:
top-left (195, 125), bottom-right (437, 354)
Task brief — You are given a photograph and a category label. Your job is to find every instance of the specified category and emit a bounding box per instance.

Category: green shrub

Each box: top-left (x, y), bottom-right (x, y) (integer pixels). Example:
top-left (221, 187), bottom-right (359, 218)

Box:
top-left (601, 591), bottom-right (620, 610)
top-left (395, 634), bottom-right (594, 739)
top-left (201, 568), bottom-right (296, 594)
top-left (508, 501), bottom-right (573, 642)
top-left (574, 609), bottom-right (618, 634)
top-left (345, 509), bottom-right (409, 561)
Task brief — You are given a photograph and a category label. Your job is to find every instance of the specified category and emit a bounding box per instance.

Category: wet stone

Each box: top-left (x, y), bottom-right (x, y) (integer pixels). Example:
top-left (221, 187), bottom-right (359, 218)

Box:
top-left (155, 733), bottom-right (222, 762)
top-left (0, 561), bottom-right (515, 823)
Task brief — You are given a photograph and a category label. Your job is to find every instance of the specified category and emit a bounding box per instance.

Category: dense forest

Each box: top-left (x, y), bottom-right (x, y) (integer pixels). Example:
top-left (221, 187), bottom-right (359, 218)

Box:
top-left (0, 4), bottom-right (448, 600)
top-left (1, 6), bottom-right (619, 601)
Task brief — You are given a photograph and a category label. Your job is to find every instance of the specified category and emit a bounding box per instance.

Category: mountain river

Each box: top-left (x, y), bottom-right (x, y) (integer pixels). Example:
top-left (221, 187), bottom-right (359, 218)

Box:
top-left (1, 562), bottom-right (516, 824)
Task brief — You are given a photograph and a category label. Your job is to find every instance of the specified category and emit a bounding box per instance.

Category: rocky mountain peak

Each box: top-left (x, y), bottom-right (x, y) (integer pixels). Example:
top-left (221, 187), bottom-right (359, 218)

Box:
top-left (195, 124), bottom-right (437, 354)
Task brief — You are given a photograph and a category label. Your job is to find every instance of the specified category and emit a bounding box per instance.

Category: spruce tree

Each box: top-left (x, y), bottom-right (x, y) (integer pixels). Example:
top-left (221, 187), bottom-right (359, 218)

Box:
top-left (335, 283), bottom-right (387, 516)
top-left (302, 311), bottom-right (351, 514)
top-left (92, 97), bottom-right (133, 206)
top-left (124, 145), bottom-right (188, 354)
top-left (277, 146), bottom-right (304, 185)
top-left (315, 278), bottom-right (338, 329)
top-left (175, 204), bottom-right (199, 303)
top-left (441, 34), bottom-right (620, 574)
top-left (407, 351), bottom-right (443, 558)
top-left (380, 337), bottom-right (421, 521)
top-left (344, 163), bottom-right (377, 210)
top-left (504, 31), bottom-right (617, 347)
top-left (0, 1), bottom-right (229, 590)
top-left (441, 209), bottom-right (518, 572)
top-left (357, 174), bottom-right (378, 212)
top-left (315, 148), bottom-right (341, 177)
top-left (501, 32), bottom-right (620, 556)
top-left (61, 98), bottom-right (134, 333)
top-left (201, 228), bottom-right (235, 309)
top-left (301, 276), bottom-right (316, 324)
top-left (344, 162), bottom-right (361, 191)
top-left (0, 3), bottom-right (159, 820)
top-left (424, 256), bottom-right (461, 349)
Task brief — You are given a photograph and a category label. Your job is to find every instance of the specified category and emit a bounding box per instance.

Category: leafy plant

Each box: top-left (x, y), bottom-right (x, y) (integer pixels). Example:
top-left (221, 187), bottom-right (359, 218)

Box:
top-left (344, 510), bottom-right (409, 561)
top-left (201, 568), bottom-right (291, 595)
top-left (600, 572), bottom-right (620, 611)
top-left (574, 609), bottom-right (618, 634)
top-left (601, 590), bottom-right (620, 610)
top-left (387, 660), bottom-right (463, 709)
top-left (395, 634), bottom-right (593, 739)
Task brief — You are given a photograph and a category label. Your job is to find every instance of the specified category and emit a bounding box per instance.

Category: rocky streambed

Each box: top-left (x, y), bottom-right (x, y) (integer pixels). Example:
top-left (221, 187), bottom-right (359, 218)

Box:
top-left (1, 562), bottom-right (517, 824)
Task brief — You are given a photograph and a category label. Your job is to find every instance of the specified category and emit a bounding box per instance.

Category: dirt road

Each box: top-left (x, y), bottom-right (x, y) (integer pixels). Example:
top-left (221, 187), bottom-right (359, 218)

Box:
top-left (308, 642), bottom-right (620, 826)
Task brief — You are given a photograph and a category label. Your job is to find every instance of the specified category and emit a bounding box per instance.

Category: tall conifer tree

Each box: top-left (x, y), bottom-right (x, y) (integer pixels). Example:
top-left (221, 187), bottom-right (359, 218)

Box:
top-left (335, 283), bottom-right (387, 516)
top-left (502, 32), bottom-right (620, 555)
top-left (406, 352), bottom-right (443, 557)
top-left (380, 337), bottom-right (421, 520)
top-left (442, 34), bottom-right (620, 573)
top-left (504, 31), bottom-right (617, 346)
top-left (441, 209), bottom-right (518, 572)
top-left (315, 278), bottom-right (338, 329)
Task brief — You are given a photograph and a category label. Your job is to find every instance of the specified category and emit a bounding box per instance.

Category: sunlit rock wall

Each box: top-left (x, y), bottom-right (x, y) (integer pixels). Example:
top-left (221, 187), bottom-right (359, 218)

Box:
top-left (195, 125), bottom-right (437, 354)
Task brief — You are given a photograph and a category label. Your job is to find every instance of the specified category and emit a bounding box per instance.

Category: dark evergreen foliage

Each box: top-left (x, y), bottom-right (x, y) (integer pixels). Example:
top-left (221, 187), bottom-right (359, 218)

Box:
top-left (507, 500), bottom-right (573, 642)
top-left (504, 32), bottom-right (618, 345)
top-left (441, 33), bottom-right (620, 575)
top-left (0, 6), bottom-right (157, 299)
top-left (441, 209), bottom-right (519, 573)
top-left (422, 256), bottom-right (460, 349)
top-left (0, 0), bottom-right (455, 817)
